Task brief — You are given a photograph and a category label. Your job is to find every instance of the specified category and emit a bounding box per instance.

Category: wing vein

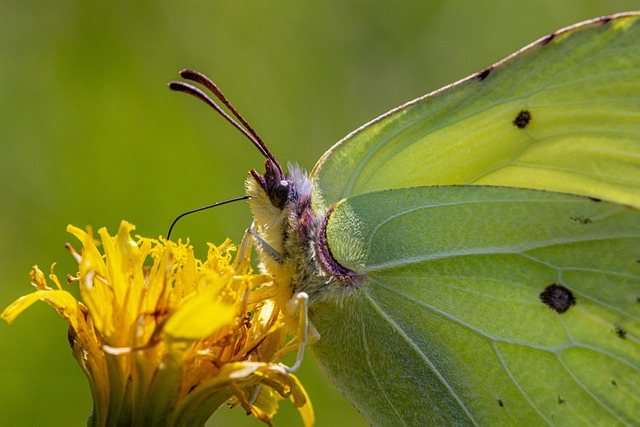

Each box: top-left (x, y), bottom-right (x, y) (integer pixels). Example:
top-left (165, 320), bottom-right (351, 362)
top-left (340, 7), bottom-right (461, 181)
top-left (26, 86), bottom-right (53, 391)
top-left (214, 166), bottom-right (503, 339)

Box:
top-left (364, 236), bottom-right (640, 273)
top-left (492, 343), bottom-right (554, 425)
top-left (359, 305), bottom-right (408, 425)
top-left (361, 290), bottom-right (480, 425)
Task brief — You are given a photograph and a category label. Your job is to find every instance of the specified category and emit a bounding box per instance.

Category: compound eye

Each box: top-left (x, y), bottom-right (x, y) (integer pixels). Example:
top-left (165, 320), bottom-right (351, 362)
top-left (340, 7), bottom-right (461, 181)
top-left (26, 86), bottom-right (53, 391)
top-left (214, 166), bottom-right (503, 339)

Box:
top-left (269, 180), bottom-right (289, 209)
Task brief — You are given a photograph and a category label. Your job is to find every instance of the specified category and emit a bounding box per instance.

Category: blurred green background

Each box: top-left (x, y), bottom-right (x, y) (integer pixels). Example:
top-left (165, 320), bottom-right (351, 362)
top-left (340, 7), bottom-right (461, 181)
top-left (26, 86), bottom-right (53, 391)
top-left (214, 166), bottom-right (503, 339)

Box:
top-left (1, 1), bottom-right (637, 425)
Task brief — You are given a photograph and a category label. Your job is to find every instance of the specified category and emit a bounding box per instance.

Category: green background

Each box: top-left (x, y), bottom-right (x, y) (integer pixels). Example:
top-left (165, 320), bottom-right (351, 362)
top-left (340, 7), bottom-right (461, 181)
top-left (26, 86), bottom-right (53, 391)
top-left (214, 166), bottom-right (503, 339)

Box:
top-left (0, 1), bottom-right (636, 426)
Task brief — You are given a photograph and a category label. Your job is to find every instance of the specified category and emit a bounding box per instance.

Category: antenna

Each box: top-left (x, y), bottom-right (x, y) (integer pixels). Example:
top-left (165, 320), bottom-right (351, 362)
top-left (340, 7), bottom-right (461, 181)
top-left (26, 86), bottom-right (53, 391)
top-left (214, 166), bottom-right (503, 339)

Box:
top-left (168, 69), bottom-right (283, 176)
top-left (166, 195), bottom-right (249, 240)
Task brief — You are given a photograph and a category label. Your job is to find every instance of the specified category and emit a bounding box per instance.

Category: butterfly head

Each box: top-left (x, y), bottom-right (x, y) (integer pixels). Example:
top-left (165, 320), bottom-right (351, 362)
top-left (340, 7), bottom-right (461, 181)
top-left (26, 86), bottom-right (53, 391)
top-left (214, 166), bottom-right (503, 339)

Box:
top-left (168, 69), bottom-right (333, 299)
top-left (249, 158), bottom-right (290, 209)
top-left (246, 158), bottom-right (315, 243)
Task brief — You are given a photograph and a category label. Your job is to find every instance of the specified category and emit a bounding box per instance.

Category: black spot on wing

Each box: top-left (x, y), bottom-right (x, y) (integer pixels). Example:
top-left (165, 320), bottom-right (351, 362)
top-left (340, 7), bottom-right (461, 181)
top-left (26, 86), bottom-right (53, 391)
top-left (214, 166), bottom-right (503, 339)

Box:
top-left (477, 67), bottom-right (492, 81)
top-left (570, 215), bottom-right (592, 225)
top-left (540, 33), bottom-right (555, 46)
top-left (599, 15), bottom-right (613, 25)
top-left (540, 284), bottom-right (576, 313)
top-left (513, 110), bottom-right (531, 129)
top-left (557, 395), bottom-right (566, 404)
top-left (588, 197), bottom-right (602, 202)
top-left (497, 399), bottom-right (504, 407)
top-left (611, 379), bottom-right (618, 387)
top-left (615, 326), bottom-right (627, 339)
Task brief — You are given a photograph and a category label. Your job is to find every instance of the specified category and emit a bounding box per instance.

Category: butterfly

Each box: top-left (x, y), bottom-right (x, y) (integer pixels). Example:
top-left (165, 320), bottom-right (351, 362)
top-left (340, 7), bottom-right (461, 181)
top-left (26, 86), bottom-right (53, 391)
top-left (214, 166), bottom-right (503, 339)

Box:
top-left (170, 12), bottom-right (640, 426)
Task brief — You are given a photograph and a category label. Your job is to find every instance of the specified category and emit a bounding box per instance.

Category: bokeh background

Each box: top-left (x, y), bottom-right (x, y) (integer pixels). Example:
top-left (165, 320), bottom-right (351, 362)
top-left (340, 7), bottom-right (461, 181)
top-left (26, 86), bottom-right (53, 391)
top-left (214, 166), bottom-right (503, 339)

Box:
top-left (1, 1), bottom-right (637, 425)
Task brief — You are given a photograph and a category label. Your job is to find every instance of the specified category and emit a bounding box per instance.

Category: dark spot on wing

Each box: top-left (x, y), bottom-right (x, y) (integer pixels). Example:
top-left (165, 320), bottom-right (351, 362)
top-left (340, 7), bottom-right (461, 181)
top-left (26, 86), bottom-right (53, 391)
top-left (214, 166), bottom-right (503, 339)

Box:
top-left (540, 33), bottom-right (555, 46)
top-left (540, 284), bottom-right (576, 313)
top-left (611, 379), bottom-right (617, 387)
top-left (497, 399), bottom-right (504, 407)
top-left (557, 395), bottom-right (566, 404)
top-left (599, 15), bottom-right (613, 25)
top-left (615, 326), bottom-right (627, 339)
top-left (636, 296), bottom-right (640, 302)
top-left (588, 197), bottom-right (602, 202)
top-left (477, 67), bottom-right (492, 81)
top-left (570, 215), bottom-right (592, 225)
top-left (513, 110), bottom-right (531, 129)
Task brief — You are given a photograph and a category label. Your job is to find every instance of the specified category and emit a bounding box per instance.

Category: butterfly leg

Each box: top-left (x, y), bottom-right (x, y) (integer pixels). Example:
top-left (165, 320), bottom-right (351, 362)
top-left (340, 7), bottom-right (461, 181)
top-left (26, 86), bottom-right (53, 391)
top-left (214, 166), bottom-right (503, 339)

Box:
top-left (285, 292), bottom-right (309, 373)
top-left (232, 227), bottom-right (255, 269)
top-left (246, 225), bottom-right (285, 264)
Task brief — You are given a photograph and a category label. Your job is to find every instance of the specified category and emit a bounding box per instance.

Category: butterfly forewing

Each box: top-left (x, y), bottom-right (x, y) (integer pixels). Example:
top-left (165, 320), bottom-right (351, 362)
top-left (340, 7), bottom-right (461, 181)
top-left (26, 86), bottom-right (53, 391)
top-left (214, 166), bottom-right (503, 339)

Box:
top-left (311, 13), bottom-right (640, 212)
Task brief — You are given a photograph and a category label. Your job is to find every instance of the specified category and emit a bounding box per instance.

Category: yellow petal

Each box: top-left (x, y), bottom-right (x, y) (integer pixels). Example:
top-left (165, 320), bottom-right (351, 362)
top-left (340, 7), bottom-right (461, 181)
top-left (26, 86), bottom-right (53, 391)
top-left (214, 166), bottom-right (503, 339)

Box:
top-left (289, 374), bottom-right (315, 427)
top-left (66, 224), bottom-right (107, 277)
top-left (1, 289), bottom-right (85, 333)
top-left (29, 265), bottom-right (51, 291)
top-left (165, 289), bottom-right (238, 340)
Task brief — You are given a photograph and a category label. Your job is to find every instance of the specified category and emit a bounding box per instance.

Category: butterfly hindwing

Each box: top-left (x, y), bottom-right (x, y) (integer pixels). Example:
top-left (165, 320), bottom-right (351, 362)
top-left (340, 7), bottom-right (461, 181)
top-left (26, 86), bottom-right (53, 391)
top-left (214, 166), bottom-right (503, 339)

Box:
top-left (311, 186), bottom-right (640, 426)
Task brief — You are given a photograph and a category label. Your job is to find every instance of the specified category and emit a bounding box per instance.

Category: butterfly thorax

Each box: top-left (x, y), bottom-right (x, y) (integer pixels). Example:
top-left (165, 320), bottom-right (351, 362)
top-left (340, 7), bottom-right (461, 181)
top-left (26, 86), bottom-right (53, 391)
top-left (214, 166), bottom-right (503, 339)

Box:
top-left (246, 162), bottom-right (363, 305)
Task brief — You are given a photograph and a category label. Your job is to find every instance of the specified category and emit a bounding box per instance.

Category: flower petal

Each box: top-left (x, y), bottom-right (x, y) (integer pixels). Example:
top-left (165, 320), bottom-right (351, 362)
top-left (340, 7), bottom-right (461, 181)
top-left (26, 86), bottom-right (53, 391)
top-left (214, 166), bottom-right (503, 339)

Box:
top-left (1, 288), bottom-right (85, 334)
top-left (165, 290), bottom-right (238, 340)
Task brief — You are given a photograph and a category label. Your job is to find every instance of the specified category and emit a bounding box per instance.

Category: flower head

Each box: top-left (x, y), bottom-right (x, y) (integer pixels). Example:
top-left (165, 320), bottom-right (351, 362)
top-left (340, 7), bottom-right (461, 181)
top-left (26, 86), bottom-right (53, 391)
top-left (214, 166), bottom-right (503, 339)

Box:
top-left (2, 221), bottom-right (313, 427)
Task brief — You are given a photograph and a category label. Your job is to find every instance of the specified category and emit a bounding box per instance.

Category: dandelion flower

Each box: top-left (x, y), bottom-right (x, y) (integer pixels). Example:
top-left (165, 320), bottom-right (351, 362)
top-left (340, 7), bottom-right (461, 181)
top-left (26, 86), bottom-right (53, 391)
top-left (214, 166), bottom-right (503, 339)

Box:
top-left (2, 221), bottom-right (313, 427)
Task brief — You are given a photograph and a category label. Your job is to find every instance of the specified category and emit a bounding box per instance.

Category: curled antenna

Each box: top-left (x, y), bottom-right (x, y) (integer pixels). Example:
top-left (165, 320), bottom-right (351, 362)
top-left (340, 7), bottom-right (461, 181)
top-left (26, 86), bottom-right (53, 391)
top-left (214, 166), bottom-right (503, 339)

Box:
top-left (166, 195), bottom-right (249, 240)
top-left (179, 70), bottom-right (266, 150)
top-left (168, 69), bottom-right (283, 176)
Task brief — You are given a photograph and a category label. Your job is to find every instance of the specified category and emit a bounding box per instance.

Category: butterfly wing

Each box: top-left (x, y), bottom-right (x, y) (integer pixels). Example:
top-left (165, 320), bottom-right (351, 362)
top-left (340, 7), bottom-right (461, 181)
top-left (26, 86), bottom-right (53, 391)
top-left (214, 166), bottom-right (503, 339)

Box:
top-left (310, 13), bottom-right (640, 212)
top-left (312, 186), bottom-right (640, 426)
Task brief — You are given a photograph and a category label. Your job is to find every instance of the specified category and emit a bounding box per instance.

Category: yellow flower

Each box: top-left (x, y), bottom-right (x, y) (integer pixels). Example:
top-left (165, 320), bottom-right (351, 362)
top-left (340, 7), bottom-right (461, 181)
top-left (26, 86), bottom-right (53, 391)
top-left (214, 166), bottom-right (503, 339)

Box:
top-left (2, 221), bottom-right (313, 427)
